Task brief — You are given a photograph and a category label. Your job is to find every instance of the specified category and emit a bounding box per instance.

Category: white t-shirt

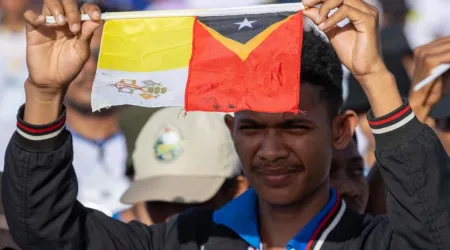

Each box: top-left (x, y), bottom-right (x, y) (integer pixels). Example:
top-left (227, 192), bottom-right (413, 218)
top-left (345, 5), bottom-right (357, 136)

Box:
top-left (69, 129), bottom-right (131, 216)
top-left (404, 0), bottom-right (450, 48)
top-left (0, 26), bottom-right (27, 172)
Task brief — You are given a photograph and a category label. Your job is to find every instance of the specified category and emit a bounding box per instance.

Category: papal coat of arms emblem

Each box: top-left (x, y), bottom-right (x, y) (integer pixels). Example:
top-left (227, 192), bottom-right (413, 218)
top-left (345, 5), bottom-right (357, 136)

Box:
top-left (111, 79), bottom-right (168, 100)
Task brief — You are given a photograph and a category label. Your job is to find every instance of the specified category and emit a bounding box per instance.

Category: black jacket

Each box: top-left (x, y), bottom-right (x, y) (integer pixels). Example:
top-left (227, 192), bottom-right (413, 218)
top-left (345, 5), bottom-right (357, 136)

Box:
top-left (2, 101), bottom-right (450, 250)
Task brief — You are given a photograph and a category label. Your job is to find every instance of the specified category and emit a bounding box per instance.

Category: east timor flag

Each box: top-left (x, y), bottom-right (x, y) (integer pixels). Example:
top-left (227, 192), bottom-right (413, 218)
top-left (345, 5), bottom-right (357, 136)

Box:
top-left (92, 10), bottom-right (303, 113)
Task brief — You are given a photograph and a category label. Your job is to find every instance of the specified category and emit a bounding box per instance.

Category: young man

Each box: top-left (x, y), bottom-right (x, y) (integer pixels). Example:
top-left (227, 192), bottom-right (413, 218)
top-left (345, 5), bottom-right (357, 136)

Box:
top-left (2, 0), bottom-right (450, 250)
top-left (115, 107), bottom-right (249, 224)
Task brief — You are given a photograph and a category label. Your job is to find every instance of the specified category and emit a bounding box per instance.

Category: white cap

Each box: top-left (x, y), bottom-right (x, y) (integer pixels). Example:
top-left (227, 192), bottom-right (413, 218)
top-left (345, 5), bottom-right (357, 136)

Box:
top-left (120, 107), bottom-right (240, 204)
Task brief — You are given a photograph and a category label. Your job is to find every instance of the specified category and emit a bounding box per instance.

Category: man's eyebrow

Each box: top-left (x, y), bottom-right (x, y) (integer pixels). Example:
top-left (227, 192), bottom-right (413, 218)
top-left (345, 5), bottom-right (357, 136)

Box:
top-left (281, 117), bottom-right (311, 123)
top-left (237, 118), bottom-right (261, 124)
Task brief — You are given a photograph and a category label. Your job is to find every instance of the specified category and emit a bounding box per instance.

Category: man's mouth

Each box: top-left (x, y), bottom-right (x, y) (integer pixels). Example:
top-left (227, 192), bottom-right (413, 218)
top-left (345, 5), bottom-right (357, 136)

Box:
top-left (254, 167), bottom-right (300, 176)
top-left (253, 166), bottom-right (304, 187)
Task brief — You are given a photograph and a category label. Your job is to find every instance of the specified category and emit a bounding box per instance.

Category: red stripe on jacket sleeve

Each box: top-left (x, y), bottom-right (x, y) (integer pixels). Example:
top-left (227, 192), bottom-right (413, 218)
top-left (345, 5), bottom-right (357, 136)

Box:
top-left (368, 105), bottom-right (411, 126)
top-left (16, 105), bottom-right (66, 141)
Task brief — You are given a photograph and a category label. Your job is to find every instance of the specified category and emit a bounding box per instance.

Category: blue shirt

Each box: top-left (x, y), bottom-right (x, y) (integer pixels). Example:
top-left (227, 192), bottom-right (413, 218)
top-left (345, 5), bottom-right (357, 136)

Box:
top-left (213, 188), bottom-right (339, 250)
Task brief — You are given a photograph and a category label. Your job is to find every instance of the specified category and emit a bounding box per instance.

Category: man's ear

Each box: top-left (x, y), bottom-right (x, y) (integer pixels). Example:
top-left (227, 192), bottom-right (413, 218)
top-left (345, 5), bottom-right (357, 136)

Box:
top-left (224, 114), bottom-right (235, 137)
top-left (333, 110), bottom-right (359, 150)
top-left (233, 175), bottom-right (250, 198)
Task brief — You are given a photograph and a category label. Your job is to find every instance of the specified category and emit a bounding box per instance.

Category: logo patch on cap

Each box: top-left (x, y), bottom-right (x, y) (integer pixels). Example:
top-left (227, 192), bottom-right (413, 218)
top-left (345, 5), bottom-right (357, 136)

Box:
top-left (154, 125), bottom-right (184, 162)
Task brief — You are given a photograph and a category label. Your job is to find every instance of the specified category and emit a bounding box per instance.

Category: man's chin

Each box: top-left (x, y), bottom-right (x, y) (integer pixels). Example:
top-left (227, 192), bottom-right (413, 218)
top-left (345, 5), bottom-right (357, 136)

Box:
top-left (254, 184), bottom-right (308, 206)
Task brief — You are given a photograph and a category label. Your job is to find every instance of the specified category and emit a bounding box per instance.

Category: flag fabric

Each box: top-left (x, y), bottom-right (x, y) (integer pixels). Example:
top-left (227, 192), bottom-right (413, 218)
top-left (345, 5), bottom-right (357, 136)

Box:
top-left (92, 8), bottom-right (304, 113)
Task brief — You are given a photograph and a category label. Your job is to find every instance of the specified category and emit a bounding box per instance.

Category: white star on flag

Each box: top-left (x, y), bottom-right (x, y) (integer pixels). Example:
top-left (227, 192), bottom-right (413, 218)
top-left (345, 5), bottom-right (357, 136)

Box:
top-left (235, 18), bottom-right (257, 31)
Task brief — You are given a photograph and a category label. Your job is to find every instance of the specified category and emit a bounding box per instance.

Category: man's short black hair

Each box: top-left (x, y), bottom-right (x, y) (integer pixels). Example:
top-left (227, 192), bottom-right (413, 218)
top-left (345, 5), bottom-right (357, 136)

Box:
top-left (300, 30), bottom-right (343, 119)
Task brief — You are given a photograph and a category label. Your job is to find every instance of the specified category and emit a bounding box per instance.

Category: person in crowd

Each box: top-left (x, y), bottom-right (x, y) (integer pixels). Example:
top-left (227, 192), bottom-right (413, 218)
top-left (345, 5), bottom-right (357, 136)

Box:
top-left (114, 106), bottom-right (162, 223)
top-left (115, 108), bottom-right (249, 224)
top-left (3, 1), bottom-right (450, 250)
top-left (409, 36), bottom-right (450, 154)
top-left (330, 111), bottom-right (369, 214)
top-left (366, 36), bottom-right (450, 216)
top-left (51, 2), bottom-right (131, 217)
top-left (0, 0), bottom-right (29, 171)
top-left (0, 172), bottom-right (19, 250)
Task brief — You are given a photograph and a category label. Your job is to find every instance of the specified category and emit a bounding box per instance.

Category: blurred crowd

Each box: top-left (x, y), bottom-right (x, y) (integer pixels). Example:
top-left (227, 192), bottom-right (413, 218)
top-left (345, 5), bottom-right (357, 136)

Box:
top-left (1, 0), bottom-right (450, 249)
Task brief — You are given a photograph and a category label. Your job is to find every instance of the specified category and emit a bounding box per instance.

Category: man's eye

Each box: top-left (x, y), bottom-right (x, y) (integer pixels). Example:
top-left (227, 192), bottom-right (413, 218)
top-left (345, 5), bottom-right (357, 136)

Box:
top-left (284, 125), bottom-right (311, 133)
top-left (289, 125), bottom-right (309, 129)
top-left (239, 125), bottom-right (261, 130)
top-left (352, 168), bottom-right (364, 177)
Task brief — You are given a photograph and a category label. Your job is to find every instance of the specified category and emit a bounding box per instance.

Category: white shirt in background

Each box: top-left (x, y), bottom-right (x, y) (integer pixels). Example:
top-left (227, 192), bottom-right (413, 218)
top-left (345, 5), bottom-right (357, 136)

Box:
top-left (70, 130), bottom-right (131, 217)
top-left (0, 26), bottom-right (27, 172)
top-left (405, 0), bottom-right (450, 48)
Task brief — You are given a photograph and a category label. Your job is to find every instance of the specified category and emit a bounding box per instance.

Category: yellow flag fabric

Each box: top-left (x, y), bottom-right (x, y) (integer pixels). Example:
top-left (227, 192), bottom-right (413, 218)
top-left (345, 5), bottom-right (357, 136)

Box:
top-left (98, 17), bottom-right (194, 72)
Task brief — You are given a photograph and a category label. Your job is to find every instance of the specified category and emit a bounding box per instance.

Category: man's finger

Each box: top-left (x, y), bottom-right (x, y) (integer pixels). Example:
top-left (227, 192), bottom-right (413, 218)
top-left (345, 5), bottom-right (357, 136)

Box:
top-left (317, 0), bottom-right (343, 24)
top-left (303, 7), bottom-right (321, 25)
top-left (23, 10), bottom-right (47, 34)
top-left (421, 45), bottom-right (450, 63)
top-left (318, 4), bottom-right (368, 32)
top-left (43, 0), bottom-right (66, 26)
top-left (62, 0), bottom-right (80, 33)
top-left (428, 36), bottom-right (450, 48)
top-left (415, 36), bottom-right (450, 59)
top-left (303, 0), bottom-right (324, 6)
top-left (420, 50), bottom-right (450, 71)
top-left (343, 0), bottom-right (378, 16)
top-left (80, 3), bottom-right (102, 22)
top-left (78, 20), bottom-right (102, 43)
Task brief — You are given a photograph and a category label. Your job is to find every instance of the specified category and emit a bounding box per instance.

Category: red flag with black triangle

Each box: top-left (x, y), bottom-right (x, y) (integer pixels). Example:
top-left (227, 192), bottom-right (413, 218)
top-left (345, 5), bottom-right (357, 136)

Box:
top-left (185, 11), bottom-right (304, 113)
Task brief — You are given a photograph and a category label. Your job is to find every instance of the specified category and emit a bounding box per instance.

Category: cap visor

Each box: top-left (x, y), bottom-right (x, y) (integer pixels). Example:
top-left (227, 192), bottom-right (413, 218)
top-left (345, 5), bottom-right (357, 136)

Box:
top-left (120, 176), bottom-right (226, 204)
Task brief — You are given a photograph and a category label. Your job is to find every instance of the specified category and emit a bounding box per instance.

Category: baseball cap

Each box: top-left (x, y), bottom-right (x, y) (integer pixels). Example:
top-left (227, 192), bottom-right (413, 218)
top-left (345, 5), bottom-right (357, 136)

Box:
top-left (120, 108), bottom-right (241, 204)
top-left (118, 106), bottom-right (163, 179)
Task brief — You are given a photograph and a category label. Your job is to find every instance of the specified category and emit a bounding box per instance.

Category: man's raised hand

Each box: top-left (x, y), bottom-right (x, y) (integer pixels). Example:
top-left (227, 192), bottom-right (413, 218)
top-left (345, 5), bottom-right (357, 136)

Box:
top-left (303, 0), bottom-right (385, 85)
top-left (24, 0), bottom-right (102, 96)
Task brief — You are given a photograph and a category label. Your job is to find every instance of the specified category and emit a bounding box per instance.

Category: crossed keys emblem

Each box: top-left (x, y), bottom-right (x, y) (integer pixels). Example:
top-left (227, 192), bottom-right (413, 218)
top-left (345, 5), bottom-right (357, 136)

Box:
top-left (111, 79), bottom-right (168, 100)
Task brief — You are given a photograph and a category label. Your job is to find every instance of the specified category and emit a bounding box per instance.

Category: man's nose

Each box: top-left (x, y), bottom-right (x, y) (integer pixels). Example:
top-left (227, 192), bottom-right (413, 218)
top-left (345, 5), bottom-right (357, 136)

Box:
top-left (256, 129), bottom-right (289, 162)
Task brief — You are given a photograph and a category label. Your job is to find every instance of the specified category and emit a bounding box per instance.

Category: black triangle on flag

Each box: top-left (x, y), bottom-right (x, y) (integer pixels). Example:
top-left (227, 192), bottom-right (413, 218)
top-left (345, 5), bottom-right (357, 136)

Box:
top-left (197, 12), bottom-right (296, 45)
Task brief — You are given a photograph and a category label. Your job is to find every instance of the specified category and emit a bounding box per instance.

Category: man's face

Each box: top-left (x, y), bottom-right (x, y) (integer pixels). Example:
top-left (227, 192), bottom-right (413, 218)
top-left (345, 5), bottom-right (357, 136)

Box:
top-left (330, 139), bottom-right (368, 214)
top-left (226, 83), bottom-right (343, 205)
top-left (0, 0), bottom-right (28, 14)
